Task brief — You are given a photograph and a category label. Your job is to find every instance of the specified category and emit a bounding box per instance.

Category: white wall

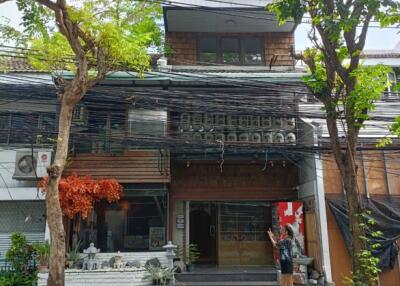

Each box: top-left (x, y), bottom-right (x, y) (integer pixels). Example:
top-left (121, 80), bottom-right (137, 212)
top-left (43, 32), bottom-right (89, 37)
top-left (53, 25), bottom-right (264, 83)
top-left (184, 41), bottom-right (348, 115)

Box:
top-left (38, 269), bottom-right (150, 286)
top-left (0, 149), bottom-right (46, 201)
top-left (298, 156), bottom-right (317, 199)
top-left (172, 200), bottom-right (185, 249)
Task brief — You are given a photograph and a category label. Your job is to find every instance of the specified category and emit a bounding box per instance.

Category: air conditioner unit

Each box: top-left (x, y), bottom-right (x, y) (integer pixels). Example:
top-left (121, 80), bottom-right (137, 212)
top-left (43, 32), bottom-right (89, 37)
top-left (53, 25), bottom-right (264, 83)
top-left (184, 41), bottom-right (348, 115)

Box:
top-left (226, 132), bottom-right (237, 142)
top-left (251, 133), bottom-right (261, 143)
top-left (72, 105), bottom-right (88, 126)
top-left (181, 133), bottom-right (192, 142)
top-left (204, 133), bottom-right (214, 142)
top-left (284, 118), bottom-right (296, 129)
top-left (192, 133), bottom-right (203, 141)
top-left (238, 116), bottom-right (249, 130)
top-left (261, 117), bottom-right (271, 128)
top-left (274, 133), bottom-right (285, 144)
top-left (13, 150), bottom-right (52, 180)
top-left (192, 113), bottom-right (203, 131)
top-left (262, 132), bottom-right (273, 143)
top-left (204, 114), bottom-right (214, 130)
top-left (273, 117), bottom-right (283, 129)
top-left (215, 115), bottom-right (226, 128)
top-left (285, 133), bottom-right (296, 144)
top-left (239, 133), bottom-right (249, 142)
top-left (180, 113), bottom-right (191, 130)
top-left (227, 115), bottom-right (238, 130)
top-left (215, 133), bottom-right (225, 142)
top-left (250, 116), bottom-right (260, 128)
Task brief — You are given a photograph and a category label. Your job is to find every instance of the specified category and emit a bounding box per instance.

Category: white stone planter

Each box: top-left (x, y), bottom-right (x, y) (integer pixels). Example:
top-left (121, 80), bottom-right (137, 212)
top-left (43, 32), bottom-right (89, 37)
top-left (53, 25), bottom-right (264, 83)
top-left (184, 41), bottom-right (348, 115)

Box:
top-left (38, 268), bottom-right (150, 286)
top-left (37, 251), bottom-right (170, 286)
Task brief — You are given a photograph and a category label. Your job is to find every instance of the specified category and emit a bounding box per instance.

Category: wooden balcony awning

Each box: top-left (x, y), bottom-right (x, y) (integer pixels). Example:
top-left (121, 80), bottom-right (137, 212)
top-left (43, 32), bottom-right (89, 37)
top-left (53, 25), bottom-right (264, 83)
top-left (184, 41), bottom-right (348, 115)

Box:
top-left (64, 150), bottom-right (170, 183)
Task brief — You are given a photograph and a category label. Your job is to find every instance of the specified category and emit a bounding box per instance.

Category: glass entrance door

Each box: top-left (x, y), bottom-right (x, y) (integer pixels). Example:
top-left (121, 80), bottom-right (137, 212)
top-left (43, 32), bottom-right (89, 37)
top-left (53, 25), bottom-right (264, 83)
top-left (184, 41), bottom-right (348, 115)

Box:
top-left (190, 202), bottom-right (217, 264)
top-left (218, 202), bottom-right (273, 265)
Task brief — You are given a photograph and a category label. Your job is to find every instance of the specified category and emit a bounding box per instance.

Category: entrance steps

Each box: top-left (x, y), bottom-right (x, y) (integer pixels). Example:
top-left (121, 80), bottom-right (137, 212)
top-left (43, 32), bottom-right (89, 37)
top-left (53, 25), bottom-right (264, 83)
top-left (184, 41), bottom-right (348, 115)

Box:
top-left (175, 282), bottom-right (279, 286)
top-left (175, 266), bottom-right (279, 286)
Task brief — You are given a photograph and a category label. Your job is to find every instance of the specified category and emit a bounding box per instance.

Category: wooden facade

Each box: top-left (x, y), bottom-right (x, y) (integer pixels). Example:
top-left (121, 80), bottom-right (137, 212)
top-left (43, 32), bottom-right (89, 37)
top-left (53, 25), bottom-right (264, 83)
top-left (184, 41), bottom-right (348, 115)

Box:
top-left (323, 151), bottom-right (400, 286)
top-left (166, 32), bottom-right (295, 67)
top-left (170, 161), bottom-right (298, 201)
top-left (64, 150), bottom-right (170, 183)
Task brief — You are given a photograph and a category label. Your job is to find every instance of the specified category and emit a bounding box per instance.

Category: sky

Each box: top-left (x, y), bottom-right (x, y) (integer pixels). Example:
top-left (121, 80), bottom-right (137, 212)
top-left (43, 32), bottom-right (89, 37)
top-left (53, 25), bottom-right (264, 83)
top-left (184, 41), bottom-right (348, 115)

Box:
top-left (0, 1), bottom-right (399, 51)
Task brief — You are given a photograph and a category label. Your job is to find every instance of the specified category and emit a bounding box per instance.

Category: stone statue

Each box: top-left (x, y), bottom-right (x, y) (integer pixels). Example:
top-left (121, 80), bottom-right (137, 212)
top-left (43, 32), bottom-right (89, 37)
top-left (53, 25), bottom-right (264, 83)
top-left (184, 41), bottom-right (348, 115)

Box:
top-left (83, 243), bottom-right (100, 270)
top-left (113, 251), bottom-right (124, 270)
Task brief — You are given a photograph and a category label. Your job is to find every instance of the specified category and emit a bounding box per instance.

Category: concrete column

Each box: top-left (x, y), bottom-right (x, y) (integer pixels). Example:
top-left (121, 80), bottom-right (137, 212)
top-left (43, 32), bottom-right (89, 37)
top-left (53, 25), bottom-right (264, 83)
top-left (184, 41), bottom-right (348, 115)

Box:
top-left (44, 221), bottom-right (50, 242)
top-left (314, 155), bottom-right (333, 283)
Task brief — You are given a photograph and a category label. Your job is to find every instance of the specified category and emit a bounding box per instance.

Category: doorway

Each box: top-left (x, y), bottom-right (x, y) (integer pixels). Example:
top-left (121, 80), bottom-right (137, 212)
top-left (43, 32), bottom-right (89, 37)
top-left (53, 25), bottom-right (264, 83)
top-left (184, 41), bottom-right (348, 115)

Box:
top-left (189, 201), bottom-right (273, 266)
top-left (218, 202), bottom-right (273, 265)
top-left (189, 202), bottom-right (217, 264)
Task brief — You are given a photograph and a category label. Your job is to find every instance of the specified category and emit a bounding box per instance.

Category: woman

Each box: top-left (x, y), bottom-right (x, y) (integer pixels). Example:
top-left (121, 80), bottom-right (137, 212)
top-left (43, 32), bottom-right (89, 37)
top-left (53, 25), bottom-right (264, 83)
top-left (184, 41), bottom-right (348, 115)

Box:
top-left (267, 224), bottom-right (294, 286)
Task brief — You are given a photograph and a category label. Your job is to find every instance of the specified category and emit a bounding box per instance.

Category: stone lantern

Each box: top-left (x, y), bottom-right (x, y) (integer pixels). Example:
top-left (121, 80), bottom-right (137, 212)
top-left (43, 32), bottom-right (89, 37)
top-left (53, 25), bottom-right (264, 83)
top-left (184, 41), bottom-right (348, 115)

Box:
top-left (83, 242), bottom-right (100, 270)
top-left (163, 241), bottom-right (177, 284)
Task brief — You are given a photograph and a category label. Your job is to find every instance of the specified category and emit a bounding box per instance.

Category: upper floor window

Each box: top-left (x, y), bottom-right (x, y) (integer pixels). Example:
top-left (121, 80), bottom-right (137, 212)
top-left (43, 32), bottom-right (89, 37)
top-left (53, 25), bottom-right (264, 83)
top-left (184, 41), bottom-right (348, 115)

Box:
top-left (0, 112), bottom-right (56, 144)
top-left (128, 109), bottom-right (167, 138)
top-left (198, 36), bottom-right (264, 65)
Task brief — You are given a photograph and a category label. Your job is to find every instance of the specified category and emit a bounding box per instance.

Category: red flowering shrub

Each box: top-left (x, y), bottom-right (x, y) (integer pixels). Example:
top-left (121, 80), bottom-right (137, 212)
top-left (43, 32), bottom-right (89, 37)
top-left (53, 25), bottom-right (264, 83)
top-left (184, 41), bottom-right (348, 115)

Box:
top-left (39, 173), bottom-right (123, 219)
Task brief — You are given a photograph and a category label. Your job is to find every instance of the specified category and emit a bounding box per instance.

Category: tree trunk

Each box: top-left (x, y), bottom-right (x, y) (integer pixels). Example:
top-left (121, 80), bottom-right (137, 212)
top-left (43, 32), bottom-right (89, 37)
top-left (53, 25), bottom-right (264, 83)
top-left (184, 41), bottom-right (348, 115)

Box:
top-left (342, 156), bottom-right (365, 275)
top-left (326, 115), bottom-right (367, 280)
top-left (46, 102), bottom-right (74, 286)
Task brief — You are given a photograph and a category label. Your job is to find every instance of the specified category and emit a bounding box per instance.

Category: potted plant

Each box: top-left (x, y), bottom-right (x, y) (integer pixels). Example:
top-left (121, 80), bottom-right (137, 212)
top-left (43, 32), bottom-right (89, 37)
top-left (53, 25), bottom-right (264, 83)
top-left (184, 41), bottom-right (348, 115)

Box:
top-left (174, 245), bottom-right (183, 262)
top-left (33, 240), bottom-right (50, 272)
top-left (66, 240), bottom-right (81, 268)
top-left (143, 264), bottom-right (175, 285)
top-left (185, 244), bottom-right (200, 272)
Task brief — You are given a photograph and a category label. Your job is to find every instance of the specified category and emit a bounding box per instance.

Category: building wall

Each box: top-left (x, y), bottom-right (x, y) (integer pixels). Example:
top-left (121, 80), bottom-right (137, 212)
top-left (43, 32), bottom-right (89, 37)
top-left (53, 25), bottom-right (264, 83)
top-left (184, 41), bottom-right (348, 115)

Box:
top-left (323, 151), bottom-right (400, 286)
top-left (0, 201), bottom-right (46, 260)
top-left (0, 149), bottom-right (47, 259)
top-left (170, 161), bottom-right (298, 201)
top-left (64, 150), bottom-right (170, 183)
top-left (166, 32), bottom-right (295, 67)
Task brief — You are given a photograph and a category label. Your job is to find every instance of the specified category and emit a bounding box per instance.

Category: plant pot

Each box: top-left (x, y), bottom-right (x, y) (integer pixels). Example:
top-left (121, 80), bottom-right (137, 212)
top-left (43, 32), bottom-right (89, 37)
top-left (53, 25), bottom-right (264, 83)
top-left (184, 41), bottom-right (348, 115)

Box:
top-left (38, 264), bottom-right (48, 273)
top-left (67, 260), bottom-right (74, 269)
top-left (153, 279), bottom-right (170, 285)
top-left (186, 264), bottom-right (194, 272)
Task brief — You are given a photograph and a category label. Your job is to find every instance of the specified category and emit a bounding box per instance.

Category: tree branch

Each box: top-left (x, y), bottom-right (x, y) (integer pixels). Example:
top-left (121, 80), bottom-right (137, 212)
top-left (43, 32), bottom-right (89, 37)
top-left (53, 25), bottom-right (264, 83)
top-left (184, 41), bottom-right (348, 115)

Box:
top-left (35, 0), bottom-right (59, 11)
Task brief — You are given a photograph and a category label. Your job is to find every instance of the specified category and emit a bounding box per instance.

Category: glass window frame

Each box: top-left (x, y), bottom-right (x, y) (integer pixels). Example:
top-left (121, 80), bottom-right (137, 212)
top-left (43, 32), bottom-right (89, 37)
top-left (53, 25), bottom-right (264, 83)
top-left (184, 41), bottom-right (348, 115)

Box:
top-left (128, 109), bottom-right (167, 138)
top-left (197, 35), bottom-right (265, 66)
top-left (78, 194), bottom-right (168, 252)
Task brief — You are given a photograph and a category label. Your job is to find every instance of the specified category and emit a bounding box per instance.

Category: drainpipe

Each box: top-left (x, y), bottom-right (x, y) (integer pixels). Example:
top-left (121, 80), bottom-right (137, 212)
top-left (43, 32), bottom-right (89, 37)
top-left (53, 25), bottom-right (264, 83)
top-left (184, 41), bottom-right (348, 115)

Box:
top-left (382, 151), bottom-right (391, 195)
top-left (308, 121), bottom-right (334, 284)
top-left (314, 156), bottom-right (333, 284)
top-left (44, 221), bottom-right (50, 242)
top-left (360, 149), bottom-right (369, 198)
top-left (185, 201), bottom-right (190, 262)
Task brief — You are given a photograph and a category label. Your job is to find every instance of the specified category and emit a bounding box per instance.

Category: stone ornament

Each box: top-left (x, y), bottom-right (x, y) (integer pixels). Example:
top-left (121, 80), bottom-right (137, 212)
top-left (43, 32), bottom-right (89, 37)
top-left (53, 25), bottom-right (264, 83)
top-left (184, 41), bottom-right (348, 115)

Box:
top-left (83, 242), bottom-right (100, 270)
top-left (113, 251), bottom-right (125, 270)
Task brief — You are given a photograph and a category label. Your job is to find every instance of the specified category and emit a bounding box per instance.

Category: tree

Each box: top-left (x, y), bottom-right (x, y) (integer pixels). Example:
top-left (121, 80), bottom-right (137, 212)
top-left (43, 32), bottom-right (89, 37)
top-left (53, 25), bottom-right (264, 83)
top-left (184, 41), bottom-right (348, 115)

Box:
top-left (0, 1), bottom-right (161, 285)
top-left (268, 0), bottom-right (399, 284)
top-left (38, 172), bottom-right (123, 219)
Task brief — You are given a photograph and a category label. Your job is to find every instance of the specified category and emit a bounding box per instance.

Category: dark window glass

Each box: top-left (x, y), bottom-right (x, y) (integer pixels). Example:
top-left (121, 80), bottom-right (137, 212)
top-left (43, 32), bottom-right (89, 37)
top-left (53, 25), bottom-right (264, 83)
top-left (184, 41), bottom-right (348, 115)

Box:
top-left (198, 36), bottom-right (264, 65)
top-left (10, 113), bottom-right (39, 144)
top-left (79, 196), bottom-right (166, 252)
top-left (129, 109), bottom-right (166, 138)
top-left (0, 113), bottom-right (10, 144)
top-left (39, 113), bottom-right (56, 133)
top-left (221, 38), bottom-right (240, 64)
top-left (243, 37), bottom-right (263, 65)
top-left (199, 37), bottom-right (217, 63)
